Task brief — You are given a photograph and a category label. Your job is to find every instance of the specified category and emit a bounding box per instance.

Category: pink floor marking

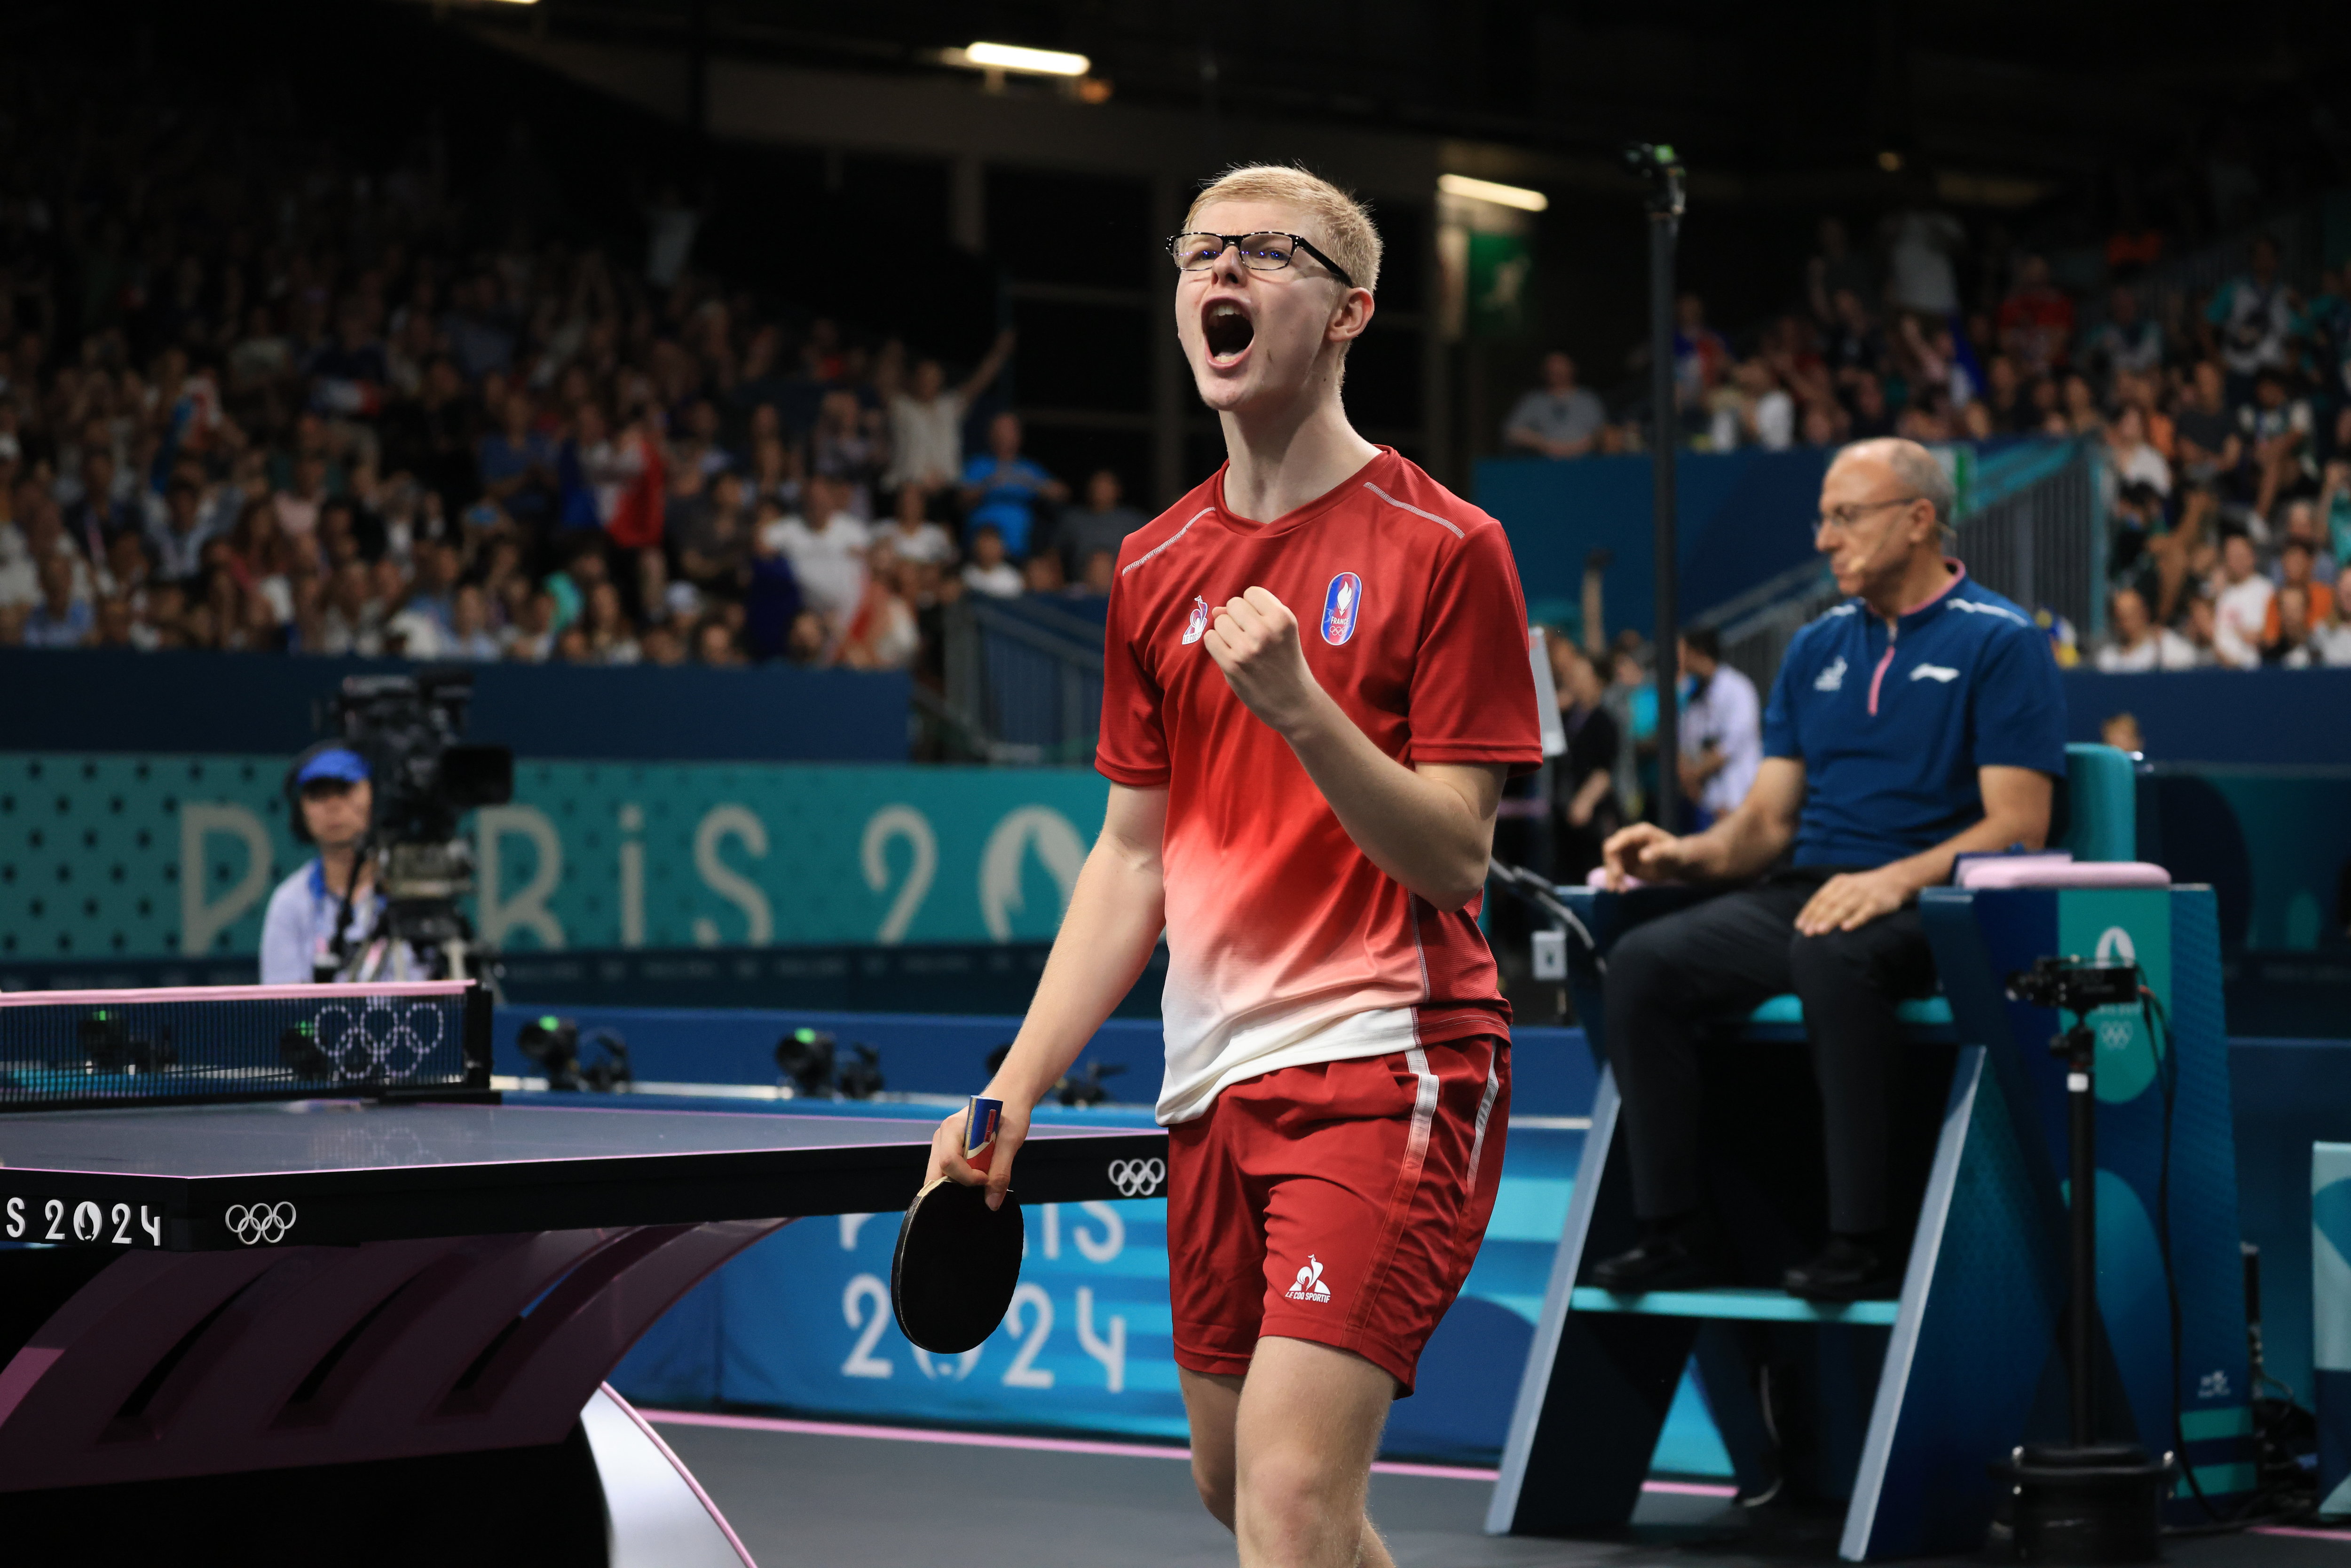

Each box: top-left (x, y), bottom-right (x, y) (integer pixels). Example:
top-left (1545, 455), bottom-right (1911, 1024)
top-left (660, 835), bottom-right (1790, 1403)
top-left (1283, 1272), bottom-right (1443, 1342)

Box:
top-left (2251, 1525), bottom-right (2351, 1541)
top-left (637, 1409), bottom-right (1739, 1496)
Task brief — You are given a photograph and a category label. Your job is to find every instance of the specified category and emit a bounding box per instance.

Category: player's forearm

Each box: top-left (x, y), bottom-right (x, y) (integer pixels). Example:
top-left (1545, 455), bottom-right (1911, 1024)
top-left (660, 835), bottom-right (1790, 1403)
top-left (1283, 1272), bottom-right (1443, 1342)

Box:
top-left (1280, 689), bottom-right (1492, 910)
top-left (983, 839), bottom-right (1165, 1111)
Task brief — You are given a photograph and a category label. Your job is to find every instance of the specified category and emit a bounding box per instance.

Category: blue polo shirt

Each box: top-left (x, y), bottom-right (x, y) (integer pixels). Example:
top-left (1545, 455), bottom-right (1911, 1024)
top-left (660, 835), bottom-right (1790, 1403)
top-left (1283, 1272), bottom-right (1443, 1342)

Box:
top-left (1761, 565), bottom-right (2066, 869)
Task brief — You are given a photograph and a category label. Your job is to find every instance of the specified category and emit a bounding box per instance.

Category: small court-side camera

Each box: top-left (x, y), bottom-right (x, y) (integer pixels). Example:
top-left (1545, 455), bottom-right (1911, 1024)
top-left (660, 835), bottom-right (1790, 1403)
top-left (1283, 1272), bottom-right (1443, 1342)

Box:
top-left (2004, 956), bottom-right (2141, 1015)
top-left (835, 1045), bottom-right (885, 1101)
top-left (778, 1027), bottom-right (837, 1098)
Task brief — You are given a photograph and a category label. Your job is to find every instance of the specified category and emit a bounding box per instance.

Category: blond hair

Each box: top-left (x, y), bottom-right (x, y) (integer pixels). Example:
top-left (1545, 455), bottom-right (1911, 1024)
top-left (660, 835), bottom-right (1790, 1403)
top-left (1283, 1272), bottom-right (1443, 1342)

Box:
top-left (1184, 164), bottom-right (1382, 294)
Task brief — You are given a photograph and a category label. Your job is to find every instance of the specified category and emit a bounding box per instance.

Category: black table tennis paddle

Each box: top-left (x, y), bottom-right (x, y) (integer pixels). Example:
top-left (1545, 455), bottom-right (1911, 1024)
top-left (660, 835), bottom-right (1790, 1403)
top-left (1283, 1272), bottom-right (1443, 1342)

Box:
top-left (891, 1096), bottom-right (1024, 1355)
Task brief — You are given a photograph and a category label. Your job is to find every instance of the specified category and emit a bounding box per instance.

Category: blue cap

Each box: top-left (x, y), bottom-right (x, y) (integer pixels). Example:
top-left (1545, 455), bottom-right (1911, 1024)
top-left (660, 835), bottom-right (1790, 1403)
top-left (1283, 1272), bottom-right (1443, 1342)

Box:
top-left (295, 747), bottom-right (370, 787)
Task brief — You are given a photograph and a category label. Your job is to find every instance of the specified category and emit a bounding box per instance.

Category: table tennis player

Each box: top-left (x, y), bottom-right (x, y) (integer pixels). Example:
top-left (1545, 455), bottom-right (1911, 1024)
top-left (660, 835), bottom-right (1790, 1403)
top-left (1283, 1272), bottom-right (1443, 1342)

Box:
top-left (927, 164), bottom-right (1541, 1568)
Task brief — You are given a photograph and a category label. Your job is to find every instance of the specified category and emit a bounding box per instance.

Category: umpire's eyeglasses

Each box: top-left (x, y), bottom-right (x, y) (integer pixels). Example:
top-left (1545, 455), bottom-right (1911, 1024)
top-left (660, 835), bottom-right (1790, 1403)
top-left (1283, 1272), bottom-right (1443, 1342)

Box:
top-left (1814, 496), bottom-right (1924, 534)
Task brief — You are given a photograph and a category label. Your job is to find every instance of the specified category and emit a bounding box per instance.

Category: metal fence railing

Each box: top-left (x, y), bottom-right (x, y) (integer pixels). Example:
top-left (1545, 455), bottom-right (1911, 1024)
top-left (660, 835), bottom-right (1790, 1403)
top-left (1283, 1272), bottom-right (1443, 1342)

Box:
top-left (1953, 446), bottom-right (2105, 641)
top-left (934, 597), bottom-right (1105, 766)
top-left (1700, 439), bottom-right (2105, 695)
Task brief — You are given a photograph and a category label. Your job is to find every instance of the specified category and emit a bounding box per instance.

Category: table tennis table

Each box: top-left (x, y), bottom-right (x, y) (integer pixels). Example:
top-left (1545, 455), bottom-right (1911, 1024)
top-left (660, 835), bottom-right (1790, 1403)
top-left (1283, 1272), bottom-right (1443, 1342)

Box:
top-left (0, 982), bottom-right (1168, 1566)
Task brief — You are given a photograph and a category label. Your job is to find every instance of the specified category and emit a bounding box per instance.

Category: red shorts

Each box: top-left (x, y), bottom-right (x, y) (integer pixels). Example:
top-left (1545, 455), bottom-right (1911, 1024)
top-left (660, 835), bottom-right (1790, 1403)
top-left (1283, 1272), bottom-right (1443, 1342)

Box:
top-left (1164, 1035), bottom-right (1509, 1395)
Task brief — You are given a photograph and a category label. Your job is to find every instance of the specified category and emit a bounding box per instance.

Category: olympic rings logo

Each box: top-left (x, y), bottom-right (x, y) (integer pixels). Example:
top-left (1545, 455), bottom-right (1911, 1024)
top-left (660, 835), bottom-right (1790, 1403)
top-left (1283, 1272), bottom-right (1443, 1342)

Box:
top-left (1106, 1158), bottom-right (1166, 1198)
top-left (313, 999), bottom-right (445, 1084)
top-left (224, 1201), bottom-right (298, 1245)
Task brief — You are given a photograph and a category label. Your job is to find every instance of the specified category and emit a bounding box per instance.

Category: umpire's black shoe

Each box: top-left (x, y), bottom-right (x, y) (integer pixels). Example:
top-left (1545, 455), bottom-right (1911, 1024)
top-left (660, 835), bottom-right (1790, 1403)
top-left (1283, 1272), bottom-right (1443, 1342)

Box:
top-left (1783, 1236), bottom-right (1901, 1302)
top-left (1588, 1215), bottom-right (1723, 1293)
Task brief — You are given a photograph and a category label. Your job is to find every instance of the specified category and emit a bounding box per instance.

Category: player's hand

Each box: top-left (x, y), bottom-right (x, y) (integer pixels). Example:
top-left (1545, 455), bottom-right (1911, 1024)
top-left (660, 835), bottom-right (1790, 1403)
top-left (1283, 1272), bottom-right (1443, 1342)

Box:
top-left (1794, 867), bottom-right (1911, 935)
top-left (1602, 822), bottom-right (1691, 889)
top-left (1202, 587), bottom-right (1323, 737)
top-left (924, 1096), bottom-right (1030, 1211)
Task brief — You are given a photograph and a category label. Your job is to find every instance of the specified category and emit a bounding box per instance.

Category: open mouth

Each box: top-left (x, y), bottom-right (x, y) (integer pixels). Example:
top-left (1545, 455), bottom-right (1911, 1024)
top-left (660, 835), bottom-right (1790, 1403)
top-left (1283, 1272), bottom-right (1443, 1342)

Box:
top-left (1204, 301), bottom-right (1254, 365)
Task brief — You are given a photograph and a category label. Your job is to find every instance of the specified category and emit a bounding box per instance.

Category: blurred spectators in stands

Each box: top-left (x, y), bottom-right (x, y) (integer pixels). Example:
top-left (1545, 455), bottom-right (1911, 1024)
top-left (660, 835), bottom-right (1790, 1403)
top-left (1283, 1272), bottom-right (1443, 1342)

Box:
top-left (1712, 359), bottom-right (1794, 451)
top-left (2107, 407), bottom-right (2171, 496)
top-left (1881, 195), bottom-right (1966, 321)
top-left (2208, 236), bottom-right (2294, 402)
top-left (1055, 469), bottom-right (1147, 578)
top-left (838, 542), bottom-right (919, 670)
top-left (1076, 549), bottom-right (1117, 597)
top-left (1504, 352), bottom-right (1609, 459)
top-left (23, 555), bottom-right (90, 647)
top-left (2265, 536), bottom-right (2332, 644)
top-left (1605, 643), bottom-right (1657, 824)
top-left (2096, 586), bottom-right (2200, 670)
top-left (7, 36), bottom-right (2344, 699)
top-left (2242, 370), bottom-right (2316, 519)
top-left (1673, 625), bottom-right (1760, 831)
top-left (765, 474), bottom-right (870, 633)
top-left (1996, 256), bottom-right (2076, 379)
top-left (2088, 287), bottom-right (2164, 381)
top-left (959, 414), bottom-right (1065, 559)
top-left (445, 583), bottom-right (501, 661)
top-left (1672, 294), bottom-right (1731, 419)
top-left (960, 524), bottom-right (1023, 599)
top-left (2316, 569), bottom-right (2351, 665)
top-left (2211, 531), bottom-right (2274, 669)
top-left (875, 483), bottom-right (957, 569)
top-left (1022, 552), bottom-right (1067, 595)
top-left (811, 388), bottom-right (885, 520)
top-left (0, 58), bottom-right (1049, 685)
top-left (885, 331), bottom-right (1015, 494)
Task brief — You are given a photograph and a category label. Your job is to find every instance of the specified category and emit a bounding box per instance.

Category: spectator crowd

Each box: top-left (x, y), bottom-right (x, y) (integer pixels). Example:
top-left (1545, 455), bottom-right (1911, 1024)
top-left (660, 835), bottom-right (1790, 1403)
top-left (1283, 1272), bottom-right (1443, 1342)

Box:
top-left (0, 73), bottom-right (1150, 683)
top-left (1503, 198), bottom-right (2351, 673)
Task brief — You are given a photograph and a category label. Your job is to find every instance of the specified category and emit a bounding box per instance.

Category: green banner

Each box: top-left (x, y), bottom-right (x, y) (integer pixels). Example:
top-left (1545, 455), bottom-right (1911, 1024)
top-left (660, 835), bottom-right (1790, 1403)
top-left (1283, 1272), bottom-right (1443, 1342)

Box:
top-left (0, 755), bottom-right (1114, 961)
top-left (1467, 229), bottom-right (1533, 340)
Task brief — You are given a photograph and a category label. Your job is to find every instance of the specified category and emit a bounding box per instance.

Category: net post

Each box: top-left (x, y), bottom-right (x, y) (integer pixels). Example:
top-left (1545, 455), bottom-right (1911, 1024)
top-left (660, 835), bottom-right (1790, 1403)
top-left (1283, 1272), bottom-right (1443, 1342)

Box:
top-left (463, 982), bottom-right (495, 1091)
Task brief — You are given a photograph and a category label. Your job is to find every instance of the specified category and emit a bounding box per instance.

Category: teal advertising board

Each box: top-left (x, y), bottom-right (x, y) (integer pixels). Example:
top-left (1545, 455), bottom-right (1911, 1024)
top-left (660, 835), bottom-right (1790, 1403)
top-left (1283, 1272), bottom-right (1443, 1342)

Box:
top-left (0, 755), bottom-right (1113, 962)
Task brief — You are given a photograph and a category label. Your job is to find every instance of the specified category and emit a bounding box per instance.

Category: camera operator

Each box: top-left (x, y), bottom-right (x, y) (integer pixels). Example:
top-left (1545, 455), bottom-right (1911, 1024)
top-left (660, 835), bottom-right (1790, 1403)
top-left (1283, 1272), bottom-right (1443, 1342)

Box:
top-left (259, 744), bottom-right (402, 983)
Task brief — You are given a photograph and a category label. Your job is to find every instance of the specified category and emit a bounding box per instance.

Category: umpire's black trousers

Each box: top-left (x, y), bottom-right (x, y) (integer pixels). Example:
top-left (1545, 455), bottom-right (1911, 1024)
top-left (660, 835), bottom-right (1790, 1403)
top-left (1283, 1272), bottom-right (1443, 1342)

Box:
top-left (1602, 874), bottom-right (1938, 1236)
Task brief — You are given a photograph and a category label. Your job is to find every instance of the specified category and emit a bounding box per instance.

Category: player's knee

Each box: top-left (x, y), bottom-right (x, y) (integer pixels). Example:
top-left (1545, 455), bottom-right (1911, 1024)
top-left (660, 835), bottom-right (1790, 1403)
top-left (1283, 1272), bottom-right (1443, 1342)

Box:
top-left (1235, 1445), bottom-right (1339, 1543)
top-left (1191, 1452), bottom-right (1237, 1530)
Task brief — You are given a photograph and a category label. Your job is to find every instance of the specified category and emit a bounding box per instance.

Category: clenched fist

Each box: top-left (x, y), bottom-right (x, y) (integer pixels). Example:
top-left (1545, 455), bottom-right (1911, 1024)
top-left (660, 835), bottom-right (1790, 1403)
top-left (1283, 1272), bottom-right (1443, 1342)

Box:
top-left (1202, 587), bottom-right (1326, 737)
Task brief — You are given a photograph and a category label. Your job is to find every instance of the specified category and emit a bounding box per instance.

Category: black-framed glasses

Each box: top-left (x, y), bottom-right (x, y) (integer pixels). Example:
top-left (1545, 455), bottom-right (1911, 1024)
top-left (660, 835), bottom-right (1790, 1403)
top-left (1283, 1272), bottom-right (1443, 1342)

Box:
top-left (1166, 232), bottom-right (1356, 289)
top-left (1814, 496), bottom-right (1924, 533)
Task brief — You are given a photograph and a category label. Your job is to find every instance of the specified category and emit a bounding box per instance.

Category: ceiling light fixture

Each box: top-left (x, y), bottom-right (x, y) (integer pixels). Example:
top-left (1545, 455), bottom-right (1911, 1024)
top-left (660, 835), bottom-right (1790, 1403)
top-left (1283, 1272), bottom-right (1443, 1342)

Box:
top-left (1438, 174), bottom-right (1549, 213)
top-left (954, 41), bottom-right (1091, 77)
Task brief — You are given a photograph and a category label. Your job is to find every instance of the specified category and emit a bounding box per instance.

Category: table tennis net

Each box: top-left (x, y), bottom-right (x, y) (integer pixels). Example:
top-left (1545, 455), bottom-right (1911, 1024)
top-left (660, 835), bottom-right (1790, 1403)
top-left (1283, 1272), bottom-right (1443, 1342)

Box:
top-left (0, 981), bottom-right (489, 1111)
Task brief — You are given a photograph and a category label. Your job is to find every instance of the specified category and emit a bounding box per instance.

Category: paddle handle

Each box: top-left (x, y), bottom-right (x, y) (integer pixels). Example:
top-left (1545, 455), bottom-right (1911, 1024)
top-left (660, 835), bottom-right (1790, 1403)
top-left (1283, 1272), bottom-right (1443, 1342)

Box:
top-left (964, 1095), bottom-right (1003, 1174)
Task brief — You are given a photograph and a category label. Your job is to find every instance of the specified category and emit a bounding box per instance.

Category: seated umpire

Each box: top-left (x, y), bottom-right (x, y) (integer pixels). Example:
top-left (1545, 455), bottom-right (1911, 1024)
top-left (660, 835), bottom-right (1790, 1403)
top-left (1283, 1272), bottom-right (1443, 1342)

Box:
top-left (1591, 437), bottom-right (2065, 1302)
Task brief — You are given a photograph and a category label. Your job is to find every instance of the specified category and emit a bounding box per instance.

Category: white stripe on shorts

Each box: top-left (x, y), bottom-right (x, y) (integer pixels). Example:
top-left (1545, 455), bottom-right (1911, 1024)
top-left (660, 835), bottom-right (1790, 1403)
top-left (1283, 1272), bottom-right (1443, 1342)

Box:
top-left (1463, 1044), bottom-right (1502, 1198)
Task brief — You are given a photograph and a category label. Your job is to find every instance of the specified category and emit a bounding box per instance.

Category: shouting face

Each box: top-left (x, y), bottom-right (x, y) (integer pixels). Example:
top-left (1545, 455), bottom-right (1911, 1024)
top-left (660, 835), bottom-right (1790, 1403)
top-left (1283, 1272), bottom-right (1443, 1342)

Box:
top-left (1174, 201), bottom-right (1369, 418)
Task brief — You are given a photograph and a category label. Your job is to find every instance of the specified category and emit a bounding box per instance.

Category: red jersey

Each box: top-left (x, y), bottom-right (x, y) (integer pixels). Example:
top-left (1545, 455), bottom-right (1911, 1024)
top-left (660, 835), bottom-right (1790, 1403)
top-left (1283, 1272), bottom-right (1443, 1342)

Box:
top-left (1097, 448), bottom-right (1543, 1123)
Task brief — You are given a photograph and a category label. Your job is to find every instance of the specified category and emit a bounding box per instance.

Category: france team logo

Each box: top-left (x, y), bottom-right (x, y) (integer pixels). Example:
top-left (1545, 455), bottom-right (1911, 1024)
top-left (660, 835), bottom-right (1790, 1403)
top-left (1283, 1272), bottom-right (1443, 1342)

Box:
top-left (1321, 573), bottom-right (1362, 646)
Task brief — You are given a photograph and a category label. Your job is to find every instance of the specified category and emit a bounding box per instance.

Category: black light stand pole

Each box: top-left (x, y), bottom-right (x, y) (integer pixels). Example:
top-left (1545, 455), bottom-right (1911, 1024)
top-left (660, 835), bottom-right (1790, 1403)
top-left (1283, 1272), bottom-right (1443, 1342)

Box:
top-left (1995, 957), bottom-right (2171, 1566)
top-left (1629, 144), bottom-right (1686, 830)
top-left (2062, 1010), bottom-right (2099, 1448)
